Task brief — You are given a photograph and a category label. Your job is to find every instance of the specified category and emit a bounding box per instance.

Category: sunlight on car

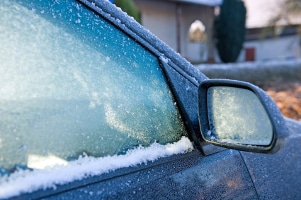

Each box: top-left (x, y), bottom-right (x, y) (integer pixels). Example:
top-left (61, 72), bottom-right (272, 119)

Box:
top-left (27, 154), bottom-right (68, 170)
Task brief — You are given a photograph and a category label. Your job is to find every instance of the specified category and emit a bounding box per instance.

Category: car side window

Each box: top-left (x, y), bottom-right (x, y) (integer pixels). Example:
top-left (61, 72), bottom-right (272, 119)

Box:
top-left (0, 0), bottom-right (188, 173)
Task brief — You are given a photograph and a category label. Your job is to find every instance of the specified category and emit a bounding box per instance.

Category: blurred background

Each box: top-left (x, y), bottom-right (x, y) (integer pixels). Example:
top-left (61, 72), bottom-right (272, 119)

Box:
top-left (113, 0), bottom-right (301, 121)
top-left (113, 0), bottom-right (301, 64)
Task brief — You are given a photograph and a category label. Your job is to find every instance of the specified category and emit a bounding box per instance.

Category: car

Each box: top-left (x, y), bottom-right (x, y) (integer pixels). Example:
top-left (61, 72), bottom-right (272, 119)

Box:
top-left (0, 0), bottom-right (301, 199)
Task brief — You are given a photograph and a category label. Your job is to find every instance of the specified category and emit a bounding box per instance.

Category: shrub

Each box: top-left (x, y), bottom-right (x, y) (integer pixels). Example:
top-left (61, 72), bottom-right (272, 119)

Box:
top-left (214, 0), bottom-right (246, 63)
top-left (114, 0), bottom-right (141, 23)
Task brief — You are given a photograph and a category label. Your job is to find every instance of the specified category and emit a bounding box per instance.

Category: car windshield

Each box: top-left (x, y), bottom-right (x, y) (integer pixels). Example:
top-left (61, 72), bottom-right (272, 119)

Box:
top-left (0, 0), bottom-right (188, 174)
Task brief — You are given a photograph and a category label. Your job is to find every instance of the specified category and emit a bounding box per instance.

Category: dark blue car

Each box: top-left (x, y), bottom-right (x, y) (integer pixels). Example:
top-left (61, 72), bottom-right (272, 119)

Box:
top-left (0, 0), bottom-right (301, 199)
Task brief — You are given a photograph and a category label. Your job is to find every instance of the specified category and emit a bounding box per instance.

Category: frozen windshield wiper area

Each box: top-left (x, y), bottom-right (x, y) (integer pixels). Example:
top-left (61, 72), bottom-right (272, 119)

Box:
top-left (0, 0), bottom-right (190, 197)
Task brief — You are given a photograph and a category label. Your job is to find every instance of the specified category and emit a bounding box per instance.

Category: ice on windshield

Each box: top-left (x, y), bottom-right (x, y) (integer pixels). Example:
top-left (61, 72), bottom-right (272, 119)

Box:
top-left (0, 0), bottom-right (188, 181)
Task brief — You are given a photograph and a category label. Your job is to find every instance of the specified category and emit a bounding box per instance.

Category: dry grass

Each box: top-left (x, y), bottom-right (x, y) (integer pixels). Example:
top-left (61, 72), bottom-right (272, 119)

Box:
top-left (262, 81), bottom-right (301, 122)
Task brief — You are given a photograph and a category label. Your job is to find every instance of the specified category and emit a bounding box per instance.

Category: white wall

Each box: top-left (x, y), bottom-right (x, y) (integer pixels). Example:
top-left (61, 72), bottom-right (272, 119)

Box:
top-left (134, 0), bottom-right (177, 50)
top-left (134, 0), bottom-right (178, 50)
top-left (133, 0), bottom-right (215, 63)
top-left (236, 35), bottom-right (301, 62)
top-left (180, 4), bottom-right (214, 63)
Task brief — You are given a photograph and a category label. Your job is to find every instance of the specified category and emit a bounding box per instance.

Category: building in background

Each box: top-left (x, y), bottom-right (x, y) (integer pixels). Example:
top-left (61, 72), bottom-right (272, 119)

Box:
top-left (237, 0), bottom-right (301, 62)
top-left (133, 0), bottom-right (222, 63)
top-left (132, 0), bottom-right (301, 63)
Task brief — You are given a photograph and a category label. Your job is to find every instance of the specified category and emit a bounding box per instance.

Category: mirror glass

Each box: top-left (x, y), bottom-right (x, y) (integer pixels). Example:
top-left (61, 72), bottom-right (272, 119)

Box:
top-left (206, 86), bottom-right (273, 146)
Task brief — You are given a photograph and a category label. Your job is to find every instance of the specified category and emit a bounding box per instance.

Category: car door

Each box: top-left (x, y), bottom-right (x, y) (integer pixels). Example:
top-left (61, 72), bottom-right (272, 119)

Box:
top-left (0, 0), bottom-right (283, 199)
top-left (240, 118), bottom-right (301, 199)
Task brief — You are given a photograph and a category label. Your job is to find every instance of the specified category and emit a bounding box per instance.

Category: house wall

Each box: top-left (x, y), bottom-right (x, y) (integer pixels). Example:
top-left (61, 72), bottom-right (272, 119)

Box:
top-left (132, 0), bottom-right (301, 63)
top-left (237, 35), bottom-right (301, 62)
top-left (180, 4), bottom-right (215, 63)
top-left (133, 0), bottom-right (215, 63)
top-left (134, 0), bottom-right (178, 50)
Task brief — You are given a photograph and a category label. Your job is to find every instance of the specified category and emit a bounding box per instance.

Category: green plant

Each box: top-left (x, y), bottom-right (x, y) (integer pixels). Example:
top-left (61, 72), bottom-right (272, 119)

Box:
top-left (114, 0), bottom-right (141, 23)
top-left (214, 0), bottom-right (246, 63)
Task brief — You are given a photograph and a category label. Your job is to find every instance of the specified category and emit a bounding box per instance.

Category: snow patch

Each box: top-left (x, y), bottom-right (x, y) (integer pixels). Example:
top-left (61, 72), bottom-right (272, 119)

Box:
top-left (160, 56), bottom-right (169, 64)
top-left (0, 137), bottom-right (193, 199)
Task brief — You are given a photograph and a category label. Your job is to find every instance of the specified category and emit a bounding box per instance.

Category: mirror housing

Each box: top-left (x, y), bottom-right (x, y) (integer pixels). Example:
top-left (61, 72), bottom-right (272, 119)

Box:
top-left (198, 79), bottom-right (288, 153)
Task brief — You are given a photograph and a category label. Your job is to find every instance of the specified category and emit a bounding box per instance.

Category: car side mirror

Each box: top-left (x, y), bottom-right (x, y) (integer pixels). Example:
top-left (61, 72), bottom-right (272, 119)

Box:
top-left (198, 79), bottom-right (288, 153)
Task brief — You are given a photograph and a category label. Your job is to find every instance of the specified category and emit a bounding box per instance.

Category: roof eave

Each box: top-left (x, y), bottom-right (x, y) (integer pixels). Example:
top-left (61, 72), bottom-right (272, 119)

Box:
top-left (166, 0), bottom-right (222, 6)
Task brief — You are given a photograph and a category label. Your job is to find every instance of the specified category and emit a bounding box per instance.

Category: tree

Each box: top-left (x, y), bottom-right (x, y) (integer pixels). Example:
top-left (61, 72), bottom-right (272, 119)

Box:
top-left (270, 0), bottom-right (301, 26)
top-left (267, 0), bottom-right (301, 37)
top-left (214, 0), bottom-right (246, 63)
top-left (114, 0), bottom-right (141, 23)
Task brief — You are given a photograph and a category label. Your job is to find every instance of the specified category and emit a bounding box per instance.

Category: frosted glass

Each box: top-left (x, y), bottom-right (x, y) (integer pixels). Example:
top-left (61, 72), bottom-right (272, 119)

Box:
top-left (0, 0), bottom-right (187, 172)
top-left (207, 86), bottom-right (273, 145)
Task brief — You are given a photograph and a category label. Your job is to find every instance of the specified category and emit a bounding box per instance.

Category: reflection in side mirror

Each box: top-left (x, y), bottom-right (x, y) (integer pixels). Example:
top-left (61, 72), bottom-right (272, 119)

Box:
top-left (207, 86), bottom-right (273, 146)
top-left (198, 79), bottom-right (288, 154)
